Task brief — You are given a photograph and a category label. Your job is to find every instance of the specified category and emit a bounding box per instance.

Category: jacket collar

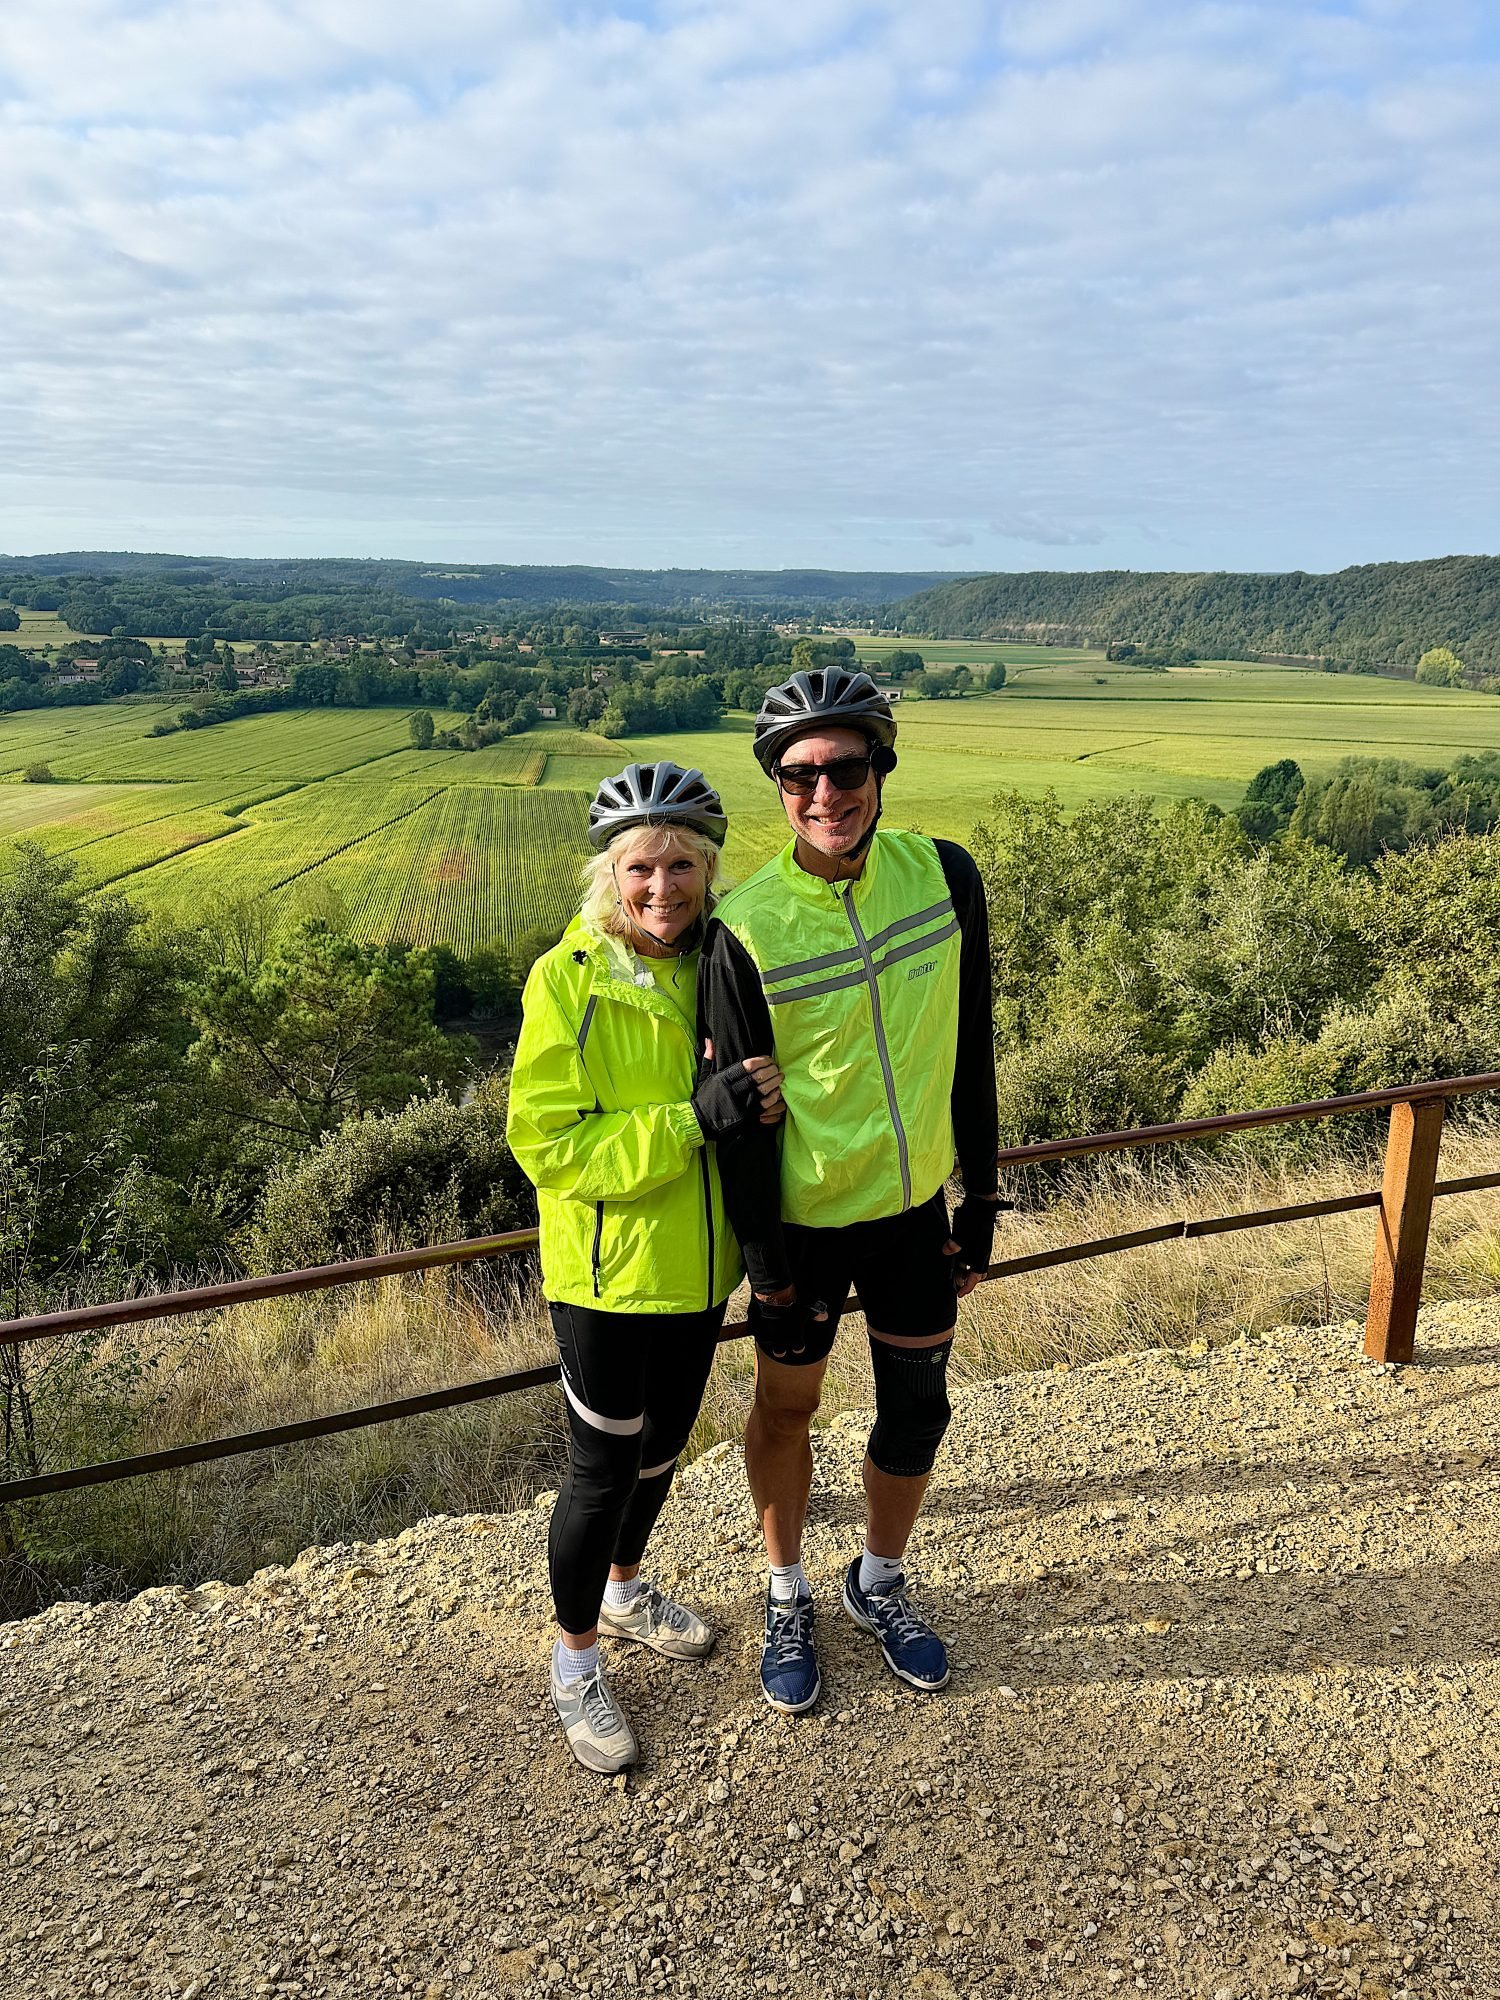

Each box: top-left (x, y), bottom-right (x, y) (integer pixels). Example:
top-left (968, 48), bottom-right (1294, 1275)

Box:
top-left (774, 826), bottom-right (886, 905)
top-left (563, 915), bottom-right (696, 1022)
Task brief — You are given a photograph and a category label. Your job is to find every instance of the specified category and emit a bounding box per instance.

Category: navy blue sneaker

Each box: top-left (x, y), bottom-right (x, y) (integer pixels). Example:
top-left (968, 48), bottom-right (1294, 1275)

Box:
top-left (842, 1559), bottom-right (950, 1692)
top-left (760, 1589), bottom-right (820, 1714)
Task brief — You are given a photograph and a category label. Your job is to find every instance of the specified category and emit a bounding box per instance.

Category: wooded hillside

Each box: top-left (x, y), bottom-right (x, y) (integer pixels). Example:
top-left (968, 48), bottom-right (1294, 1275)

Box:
top-left (892, 555), bottom-right (1500, 667)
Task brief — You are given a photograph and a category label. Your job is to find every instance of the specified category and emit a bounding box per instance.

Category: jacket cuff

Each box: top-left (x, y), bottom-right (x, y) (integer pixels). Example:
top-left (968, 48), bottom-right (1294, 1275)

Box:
top-left (669, 1100), bottom-right (706, 1150)
top-left (742, 1239), bottom-right (792, 1293)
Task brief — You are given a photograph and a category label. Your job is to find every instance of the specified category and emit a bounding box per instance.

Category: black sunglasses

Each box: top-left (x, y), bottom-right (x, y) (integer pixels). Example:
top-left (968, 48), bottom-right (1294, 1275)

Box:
top-left (773, 755), bottom-right (875, 797)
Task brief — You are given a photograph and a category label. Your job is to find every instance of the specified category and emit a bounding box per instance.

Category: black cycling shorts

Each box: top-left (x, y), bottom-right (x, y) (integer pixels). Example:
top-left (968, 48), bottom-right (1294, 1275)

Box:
top-left (750, 1191), bottom-right (957, 1365)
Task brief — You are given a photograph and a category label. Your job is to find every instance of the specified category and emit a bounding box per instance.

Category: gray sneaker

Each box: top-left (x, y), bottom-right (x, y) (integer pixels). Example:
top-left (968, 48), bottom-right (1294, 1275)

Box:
top-left (550, 1662), bottom-right (640, 1774)
top-left (598, 1581), bottom-right (714, 1660)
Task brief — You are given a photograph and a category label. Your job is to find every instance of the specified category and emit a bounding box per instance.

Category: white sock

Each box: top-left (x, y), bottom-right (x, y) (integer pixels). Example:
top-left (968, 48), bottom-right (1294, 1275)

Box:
top-left (554, 1638), bottom-right (600, 1686)
top-left (858, 1547), bottom-right (904, 1594)
top-left (769, 1560), bottom-right (810, 1605)
top-left (603, 1575), bottom-right (644, 1609)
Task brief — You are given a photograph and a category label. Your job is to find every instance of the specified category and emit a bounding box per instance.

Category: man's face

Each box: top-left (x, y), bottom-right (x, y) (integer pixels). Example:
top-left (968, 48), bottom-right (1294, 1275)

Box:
top-left (774, 725), bottom-right (880, 862)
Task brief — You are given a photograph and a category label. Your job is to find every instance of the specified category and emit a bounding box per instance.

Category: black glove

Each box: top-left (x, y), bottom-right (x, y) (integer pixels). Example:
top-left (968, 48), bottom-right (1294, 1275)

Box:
top-left (949, 1194), bottom-right (999, 1282)
top-left (749, 1289), bottom-right (819, 1357)
top-left (690, 1062), bottom-right (764, 1140)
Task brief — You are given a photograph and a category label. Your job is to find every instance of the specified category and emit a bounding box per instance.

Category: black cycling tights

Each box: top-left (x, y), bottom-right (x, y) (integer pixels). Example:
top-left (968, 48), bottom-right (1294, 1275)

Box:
top-left (547, 1299), bottom-right (726, 1636)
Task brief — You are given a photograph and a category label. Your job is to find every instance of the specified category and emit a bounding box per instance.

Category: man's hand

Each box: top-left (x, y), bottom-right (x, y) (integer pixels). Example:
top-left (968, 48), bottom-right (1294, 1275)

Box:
top-left (742, 1054), bottom-right (785, 1125)
top-left (943, 1192), bottom-right (1004, 1298)
top-left (751, 1284), bottom-right (830, 1332)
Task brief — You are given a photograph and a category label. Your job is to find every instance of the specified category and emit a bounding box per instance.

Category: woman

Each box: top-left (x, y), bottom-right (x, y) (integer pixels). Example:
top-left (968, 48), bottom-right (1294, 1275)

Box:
top-left (507, 761), bottom-right (783, 1773)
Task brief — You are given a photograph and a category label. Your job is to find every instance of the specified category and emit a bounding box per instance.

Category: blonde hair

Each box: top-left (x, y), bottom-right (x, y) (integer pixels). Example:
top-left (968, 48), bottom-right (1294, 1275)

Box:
top-left (580, 822), bottom-right (729, 941)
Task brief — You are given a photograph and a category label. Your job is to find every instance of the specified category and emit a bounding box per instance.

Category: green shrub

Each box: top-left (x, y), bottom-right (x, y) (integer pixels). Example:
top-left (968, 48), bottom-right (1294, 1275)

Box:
top-left (249, 1075), bottom-right (534, 1271)
top-left (994, 1022), bottom-right (1176, 1147)
top-left (1315, 984), bottom-right (1500, 1095)
top-left (21, 761), bottom-right (54, 783)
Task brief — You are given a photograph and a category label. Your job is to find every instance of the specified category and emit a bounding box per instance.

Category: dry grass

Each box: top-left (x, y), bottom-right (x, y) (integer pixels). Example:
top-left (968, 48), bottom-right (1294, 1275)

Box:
top-left (8, 1120), bottom-right (1500, 1614)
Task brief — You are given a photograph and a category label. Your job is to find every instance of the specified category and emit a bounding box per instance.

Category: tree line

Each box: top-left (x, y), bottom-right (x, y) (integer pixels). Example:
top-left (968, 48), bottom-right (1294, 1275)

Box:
top-left (1236, 751), bottom-right (1500, 865)
top-left (890, 554), bottom-right (1500, 669)
top-left (0, 556), bottom-right (959, 640)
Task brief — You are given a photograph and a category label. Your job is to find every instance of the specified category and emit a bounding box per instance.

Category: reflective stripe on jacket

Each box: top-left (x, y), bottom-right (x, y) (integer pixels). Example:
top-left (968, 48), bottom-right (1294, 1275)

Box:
top-left (711, 830), bottom-right (961, 1229)
top-left (506, 917), bottom-right (741, 1313)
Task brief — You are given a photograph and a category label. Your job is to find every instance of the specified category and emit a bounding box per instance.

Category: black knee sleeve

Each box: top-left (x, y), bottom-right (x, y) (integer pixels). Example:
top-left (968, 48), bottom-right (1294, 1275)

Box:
top-left (866, 1337), bottom-right (953, 1478)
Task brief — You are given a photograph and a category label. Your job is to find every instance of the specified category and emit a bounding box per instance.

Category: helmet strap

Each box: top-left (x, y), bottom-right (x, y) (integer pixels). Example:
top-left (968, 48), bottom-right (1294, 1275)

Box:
top-left (841, 774), bottom-right (885, 868)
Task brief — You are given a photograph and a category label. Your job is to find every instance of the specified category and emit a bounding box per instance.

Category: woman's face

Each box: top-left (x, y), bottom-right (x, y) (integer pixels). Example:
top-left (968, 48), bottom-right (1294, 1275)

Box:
top-left (613, 830), bottom-right (708, 947)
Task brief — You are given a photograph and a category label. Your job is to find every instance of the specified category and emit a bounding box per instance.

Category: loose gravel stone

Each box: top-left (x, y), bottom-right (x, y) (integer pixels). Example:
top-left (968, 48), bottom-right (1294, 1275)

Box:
top-left (3, 1303), bottom-right (1499, 1996)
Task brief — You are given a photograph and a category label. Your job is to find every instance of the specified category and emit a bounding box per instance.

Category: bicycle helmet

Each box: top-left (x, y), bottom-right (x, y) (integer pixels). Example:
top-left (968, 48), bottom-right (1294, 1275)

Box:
top-left (586, 761), bottom-right (728, 851)
top-left (752, 667), bottom-right (898, 775)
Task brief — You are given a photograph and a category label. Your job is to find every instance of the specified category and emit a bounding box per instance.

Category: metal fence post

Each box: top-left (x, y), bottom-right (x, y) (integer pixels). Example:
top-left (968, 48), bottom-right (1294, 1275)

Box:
top-left (1364, 1097), bottom-right (1446, 1365)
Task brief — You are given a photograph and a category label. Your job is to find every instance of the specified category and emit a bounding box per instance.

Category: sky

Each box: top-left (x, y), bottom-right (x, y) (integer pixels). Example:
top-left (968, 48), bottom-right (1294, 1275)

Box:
top-left (2, 0), bottom-right (1499, 574)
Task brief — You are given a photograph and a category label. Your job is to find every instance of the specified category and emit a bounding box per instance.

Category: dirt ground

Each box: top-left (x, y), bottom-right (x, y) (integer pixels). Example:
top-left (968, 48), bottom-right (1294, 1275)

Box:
top-left (5, 1302), bottom-right (1499, 2000)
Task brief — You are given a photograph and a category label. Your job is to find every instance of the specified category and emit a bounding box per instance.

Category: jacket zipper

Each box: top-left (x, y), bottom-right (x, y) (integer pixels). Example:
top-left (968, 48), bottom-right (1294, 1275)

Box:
top-left (839, 883), bottom-right (912, 1210)
top-left (699, 1150), bottom-right (716, 1312)
top-left (587, 979), bottom-right (704, 1303)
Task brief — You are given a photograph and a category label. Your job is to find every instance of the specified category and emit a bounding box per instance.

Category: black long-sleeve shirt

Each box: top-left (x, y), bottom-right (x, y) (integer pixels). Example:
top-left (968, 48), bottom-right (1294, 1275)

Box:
top-left (698, 837), bottom-right (998, 1293)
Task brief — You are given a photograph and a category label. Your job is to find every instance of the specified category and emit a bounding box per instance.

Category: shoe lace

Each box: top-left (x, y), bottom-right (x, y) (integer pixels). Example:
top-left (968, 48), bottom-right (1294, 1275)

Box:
top-left (768, 1595), bottom-right (812, 1666)
top-left (578, 1670), bottom-right (622, 1736)
top-left (871, 1581), bottom-right (928, 1647)
top-left (638, 1583), bottom-right (691, 1634)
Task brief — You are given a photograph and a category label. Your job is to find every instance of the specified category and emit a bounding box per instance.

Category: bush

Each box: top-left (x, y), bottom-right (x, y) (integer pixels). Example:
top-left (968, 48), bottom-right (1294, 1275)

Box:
top-left (248, 1076), bottom-right (535, 1272)
top-left (1315, 984), bottom-right (1500, 1096)
top-left (1176, 984), bottom-right (1500, 1161)
top-left (22, 761), bottom-right (54, 783)
top-left (994, 1021), bottom-right (1176, 1147)
top-left (1177, 1035), bottom-right (1349, 1161)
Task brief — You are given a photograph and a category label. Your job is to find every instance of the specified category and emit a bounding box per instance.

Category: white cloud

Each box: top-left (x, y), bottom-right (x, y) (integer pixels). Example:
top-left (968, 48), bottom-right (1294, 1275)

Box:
top-left (1, 0), bottom-right (1498, 568)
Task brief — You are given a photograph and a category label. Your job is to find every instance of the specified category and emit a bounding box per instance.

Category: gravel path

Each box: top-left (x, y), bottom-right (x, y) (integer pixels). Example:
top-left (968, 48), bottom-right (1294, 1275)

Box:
top-left (6, 1304), bottom-right (1500, 2000)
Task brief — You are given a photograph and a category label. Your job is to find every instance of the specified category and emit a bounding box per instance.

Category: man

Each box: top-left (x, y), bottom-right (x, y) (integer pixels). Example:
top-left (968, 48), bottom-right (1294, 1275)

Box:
top-left (698, 665), bottom-right (1000, 1712)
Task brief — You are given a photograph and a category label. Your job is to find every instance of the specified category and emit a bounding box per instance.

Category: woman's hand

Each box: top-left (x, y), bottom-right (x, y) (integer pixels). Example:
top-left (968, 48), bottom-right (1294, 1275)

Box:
top-left (742, 1054), bottom-right (785, 1125)
top-left (691, 1055), bottom-right (784, 1139)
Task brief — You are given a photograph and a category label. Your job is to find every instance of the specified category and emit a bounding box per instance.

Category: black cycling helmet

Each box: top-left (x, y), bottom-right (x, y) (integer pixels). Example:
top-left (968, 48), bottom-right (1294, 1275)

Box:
top-left (586, 761), bottom-right (728, 851)
top-left (752, 667), bottom-right (898, 776)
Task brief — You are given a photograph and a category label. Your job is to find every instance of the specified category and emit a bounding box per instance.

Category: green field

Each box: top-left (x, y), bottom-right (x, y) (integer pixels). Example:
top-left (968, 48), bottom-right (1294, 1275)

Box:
top-left (853, 636), bottom-right (1102, 671)
top-left (3, 655), bottom-right (1497, 952)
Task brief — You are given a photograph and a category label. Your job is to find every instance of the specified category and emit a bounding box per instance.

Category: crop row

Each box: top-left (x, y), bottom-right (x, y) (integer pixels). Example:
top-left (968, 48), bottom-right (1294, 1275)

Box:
top-left (285, 786), bottom-right (591, 954)
top-left (44, 708), bottom-right (417, 785)
top-left (0, 782), bottom-right (250, 882)
top-left (127, 785), bottom-right (446, 921)
top-left (336, 745), bottom-right (548, 787)
top-left (0, 704), bottom-right (184, 778)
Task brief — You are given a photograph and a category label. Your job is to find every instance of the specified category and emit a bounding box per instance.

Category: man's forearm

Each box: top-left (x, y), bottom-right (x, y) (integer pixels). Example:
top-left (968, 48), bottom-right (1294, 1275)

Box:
top-left (938, 840), bottom-right (1000, 1196)
top-left (717, 1127), bottom-right (792, 1294)
top-left (698, 917), bottom-right (791, 1292)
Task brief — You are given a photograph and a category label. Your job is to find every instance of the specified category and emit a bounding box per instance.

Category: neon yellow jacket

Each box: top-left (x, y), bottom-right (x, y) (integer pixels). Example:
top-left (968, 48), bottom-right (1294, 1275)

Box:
top-left (709, 830), bottom-right (963, 1230)
top-left (506, 917), bottom-right (741, 1313)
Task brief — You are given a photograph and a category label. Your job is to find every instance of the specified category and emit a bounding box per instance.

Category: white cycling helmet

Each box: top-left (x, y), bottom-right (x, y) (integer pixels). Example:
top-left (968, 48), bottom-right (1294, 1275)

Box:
top-left (586, 761), bottom-right (728, 851)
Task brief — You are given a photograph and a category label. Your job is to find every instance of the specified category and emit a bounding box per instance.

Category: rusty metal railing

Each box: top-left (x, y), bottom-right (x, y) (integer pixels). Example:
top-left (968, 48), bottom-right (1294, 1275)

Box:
top-left (3, 1072), bottom-right (1499, 1507)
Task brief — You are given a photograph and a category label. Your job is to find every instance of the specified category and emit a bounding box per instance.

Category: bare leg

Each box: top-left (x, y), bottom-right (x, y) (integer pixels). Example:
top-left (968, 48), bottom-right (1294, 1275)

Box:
top-left (863, 1460), bottom-right (931, 1561)
top-left (745, 1350), bottom-right (829, 1567)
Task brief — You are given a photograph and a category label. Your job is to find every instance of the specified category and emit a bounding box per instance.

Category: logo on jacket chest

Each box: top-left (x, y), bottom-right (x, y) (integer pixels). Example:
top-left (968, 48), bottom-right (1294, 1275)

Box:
top-left (906, 959), bottom-right (937, 982)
